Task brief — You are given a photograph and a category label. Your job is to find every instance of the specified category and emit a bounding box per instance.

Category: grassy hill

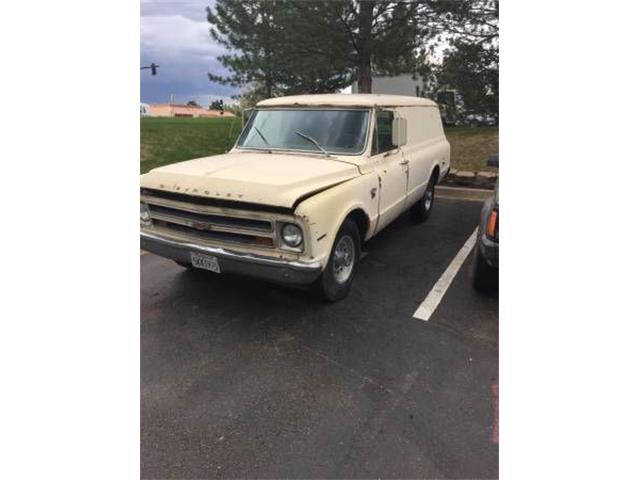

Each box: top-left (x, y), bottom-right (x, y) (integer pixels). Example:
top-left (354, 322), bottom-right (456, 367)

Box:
top-left (140, 117), bottom-right (243, 174)
top-left (140, 117), bottom-right (497, 174)
top-left (444, 126), bottom-right (499, 172)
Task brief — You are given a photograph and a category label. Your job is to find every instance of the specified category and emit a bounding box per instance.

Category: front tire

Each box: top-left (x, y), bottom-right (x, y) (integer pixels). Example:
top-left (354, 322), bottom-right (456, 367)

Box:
top-left (410, 173), bottom-right (436, 223)
top-left (314, 219), bottom-right (361, 302)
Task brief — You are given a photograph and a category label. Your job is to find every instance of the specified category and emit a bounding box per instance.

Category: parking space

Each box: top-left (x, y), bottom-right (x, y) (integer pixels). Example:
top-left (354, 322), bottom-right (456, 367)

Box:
top-left (141, 197), bottom-right (498, 479)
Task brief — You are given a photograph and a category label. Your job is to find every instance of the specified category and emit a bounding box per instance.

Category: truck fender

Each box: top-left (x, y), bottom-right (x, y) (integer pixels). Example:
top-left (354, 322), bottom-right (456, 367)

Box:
top-left (294, 174), bottom-right (379, 269)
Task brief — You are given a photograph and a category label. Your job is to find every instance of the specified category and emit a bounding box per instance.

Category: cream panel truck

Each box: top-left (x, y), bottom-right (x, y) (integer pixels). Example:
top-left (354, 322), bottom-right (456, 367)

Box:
top-left (140, 94), bottom-right (450, 301)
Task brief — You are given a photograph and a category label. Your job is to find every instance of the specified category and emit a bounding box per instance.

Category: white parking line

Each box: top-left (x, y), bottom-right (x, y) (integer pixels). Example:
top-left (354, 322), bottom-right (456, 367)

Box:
top-left (413, 227), bottom-right (479, 322)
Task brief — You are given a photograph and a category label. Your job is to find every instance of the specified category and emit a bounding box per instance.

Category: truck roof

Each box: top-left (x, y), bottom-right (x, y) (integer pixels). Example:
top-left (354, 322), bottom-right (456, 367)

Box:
top-left (257, 93), bottom-right (437, 108)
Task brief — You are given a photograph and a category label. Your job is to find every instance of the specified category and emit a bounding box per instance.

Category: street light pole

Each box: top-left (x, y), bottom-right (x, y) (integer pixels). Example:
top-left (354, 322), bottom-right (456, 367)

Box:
top-left (141, 63), bottom-right (159, 75)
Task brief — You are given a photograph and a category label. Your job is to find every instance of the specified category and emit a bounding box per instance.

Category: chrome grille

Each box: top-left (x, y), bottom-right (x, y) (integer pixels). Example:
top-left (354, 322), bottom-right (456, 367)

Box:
top-left (148, 204), bottom-right (272, 233)
top-left (141, 190), bottom-right (278, 249)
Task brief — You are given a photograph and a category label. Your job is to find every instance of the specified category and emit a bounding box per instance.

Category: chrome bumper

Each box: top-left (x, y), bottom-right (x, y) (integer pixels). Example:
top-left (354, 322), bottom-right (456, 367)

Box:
top-left (140, 231), bottom-right (323, 285)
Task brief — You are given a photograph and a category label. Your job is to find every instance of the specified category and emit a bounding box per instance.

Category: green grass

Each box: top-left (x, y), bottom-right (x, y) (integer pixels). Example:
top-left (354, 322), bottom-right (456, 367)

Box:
top-left (140, 117), bottom-right (498, 174)
top-left (444, 126), bottom-right (499, 172)
top-left (140, 117), bottom-right (243, 174)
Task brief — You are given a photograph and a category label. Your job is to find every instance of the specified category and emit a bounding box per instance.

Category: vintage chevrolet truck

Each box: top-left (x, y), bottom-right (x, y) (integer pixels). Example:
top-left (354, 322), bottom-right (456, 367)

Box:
top-left (141, 94), bottom-right (450, 301)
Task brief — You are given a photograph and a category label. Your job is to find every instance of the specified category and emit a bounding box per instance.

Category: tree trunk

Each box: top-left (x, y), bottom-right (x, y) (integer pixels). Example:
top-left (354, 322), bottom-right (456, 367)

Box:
top-left (356, 0), bottom-right (374, 93)
top-left (357, 60), bottom-right (372, 93)
top-left (265, 70), bottom-right (273, 98)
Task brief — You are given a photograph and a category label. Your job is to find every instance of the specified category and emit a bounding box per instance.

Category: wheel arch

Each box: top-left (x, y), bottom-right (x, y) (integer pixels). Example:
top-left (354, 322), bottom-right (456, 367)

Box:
top-left (294, 174), bottom-right (379, 269)
top-left (429, 164), bottom-right (441, 184)
top-left (344, 208), bottom-right (370, 245)
top-left (321, 205), bottom-right (372, 261)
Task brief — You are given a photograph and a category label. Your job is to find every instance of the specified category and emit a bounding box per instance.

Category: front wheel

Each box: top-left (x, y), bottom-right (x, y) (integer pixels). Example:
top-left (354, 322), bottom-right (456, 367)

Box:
top-left (410, 173), bottom-right (436, 223)
top-left (314, 219), bottom-right (361, 302)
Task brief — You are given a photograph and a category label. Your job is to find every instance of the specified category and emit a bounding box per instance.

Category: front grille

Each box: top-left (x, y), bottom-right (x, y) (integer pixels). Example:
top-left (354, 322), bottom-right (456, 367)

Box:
top-left (156, 221), bottom-right (274, 247)
top-left (142, 189), bottom-right (279, 249)
top-left (149, 204), bottom-right (272, 233)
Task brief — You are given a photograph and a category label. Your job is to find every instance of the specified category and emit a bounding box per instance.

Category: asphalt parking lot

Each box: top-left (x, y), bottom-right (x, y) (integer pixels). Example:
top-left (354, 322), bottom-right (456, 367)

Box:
top-left (141, 196), bottom-right (498, 479)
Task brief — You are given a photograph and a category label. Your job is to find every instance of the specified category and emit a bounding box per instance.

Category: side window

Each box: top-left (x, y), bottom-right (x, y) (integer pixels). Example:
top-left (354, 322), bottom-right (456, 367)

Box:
top-left (372, 110), bottom-right (396, 155)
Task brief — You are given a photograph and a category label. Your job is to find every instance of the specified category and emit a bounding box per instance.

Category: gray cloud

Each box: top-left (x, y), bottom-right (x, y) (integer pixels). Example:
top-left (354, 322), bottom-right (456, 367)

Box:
top-left (140, 0), bottom-right (239, 105)
top-left (140, 0), bottom-right (208, 21)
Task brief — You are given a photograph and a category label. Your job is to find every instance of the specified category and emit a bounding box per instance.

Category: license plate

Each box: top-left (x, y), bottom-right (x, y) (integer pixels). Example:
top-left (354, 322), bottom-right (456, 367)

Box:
top-left (190, 252), bottom-right (221, 273)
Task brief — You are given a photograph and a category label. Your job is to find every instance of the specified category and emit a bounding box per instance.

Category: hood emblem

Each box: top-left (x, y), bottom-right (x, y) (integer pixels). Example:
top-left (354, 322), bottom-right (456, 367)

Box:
top-left (191, 221), bottom-right (209, 231)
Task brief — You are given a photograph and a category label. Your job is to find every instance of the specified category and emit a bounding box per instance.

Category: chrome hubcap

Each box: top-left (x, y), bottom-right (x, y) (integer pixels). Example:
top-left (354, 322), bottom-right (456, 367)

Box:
top-left (332, 235), bottom-right (355, 284)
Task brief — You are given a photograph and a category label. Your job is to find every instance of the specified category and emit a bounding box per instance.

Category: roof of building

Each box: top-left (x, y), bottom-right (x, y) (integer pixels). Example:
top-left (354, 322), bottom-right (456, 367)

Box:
top-left (148, 104), bottom-right (235, 117)
top-left (150, 103), bottom-right (208, 110)
top-left (257, 93), bottom-right (437, 108)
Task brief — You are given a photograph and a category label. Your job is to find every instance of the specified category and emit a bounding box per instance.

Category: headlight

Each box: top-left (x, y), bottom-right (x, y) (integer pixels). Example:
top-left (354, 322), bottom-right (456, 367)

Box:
top-left (140, 202), bottom-right (151, 224)
top-left (281, 223), bottom-right (303, 247)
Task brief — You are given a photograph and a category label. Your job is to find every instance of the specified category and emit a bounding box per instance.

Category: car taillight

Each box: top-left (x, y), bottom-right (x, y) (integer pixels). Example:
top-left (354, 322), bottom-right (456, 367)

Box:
top-left (487, 208), bottom-right (499, 241)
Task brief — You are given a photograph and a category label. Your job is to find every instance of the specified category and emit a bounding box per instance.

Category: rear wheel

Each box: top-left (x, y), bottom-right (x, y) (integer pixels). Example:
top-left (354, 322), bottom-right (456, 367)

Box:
top-left (410, 173), bottom-right (437, 223)
top-left (472, 247), bottom-right (498, 292)
top-left (314, 219), bottom-right (361, 302)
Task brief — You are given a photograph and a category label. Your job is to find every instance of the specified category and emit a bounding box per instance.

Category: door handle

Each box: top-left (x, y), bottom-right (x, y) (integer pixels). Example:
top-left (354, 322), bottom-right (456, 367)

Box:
top-left (399, 159), bottom-right (409, 165)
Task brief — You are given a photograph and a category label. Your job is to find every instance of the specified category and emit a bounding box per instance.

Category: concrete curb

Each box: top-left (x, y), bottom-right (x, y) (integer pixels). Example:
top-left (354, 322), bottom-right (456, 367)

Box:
top-left (443, 169), bottom-right (498, 189)
top-left (436, 185), bottom-right (493, 202)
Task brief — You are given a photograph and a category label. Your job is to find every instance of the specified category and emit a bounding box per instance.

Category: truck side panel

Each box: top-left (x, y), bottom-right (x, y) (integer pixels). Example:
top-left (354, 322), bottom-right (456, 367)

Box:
top-left (396, 106), bottom-right (450, 207)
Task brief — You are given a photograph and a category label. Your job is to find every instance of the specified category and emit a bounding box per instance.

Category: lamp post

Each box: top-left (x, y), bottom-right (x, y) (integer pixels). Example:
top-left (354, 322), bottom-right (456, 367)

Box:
top-left (140, 63), bottom-right (159, 75)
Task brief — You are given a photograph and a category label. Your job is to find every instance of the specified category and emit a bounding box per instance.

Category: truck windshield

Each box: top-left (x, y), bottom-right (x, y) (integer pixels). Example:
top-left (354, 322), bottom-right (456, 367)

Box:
top-left (236, 109), bottom-right (370, 155)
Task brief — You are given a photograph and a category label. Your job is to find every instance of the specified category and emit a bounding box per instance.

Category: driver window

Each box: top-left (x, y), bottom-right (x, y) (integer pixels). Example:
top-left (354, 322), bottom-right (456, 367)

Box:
top-left (372, 110), bottom-right (396, 155)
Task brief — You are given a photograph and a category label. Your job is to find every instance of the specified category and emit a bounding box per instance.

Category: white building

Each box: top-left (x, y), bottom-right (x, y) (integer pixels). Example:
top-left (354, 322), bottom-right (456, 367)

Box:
top-left (346, 74), bottom-right (425, 97)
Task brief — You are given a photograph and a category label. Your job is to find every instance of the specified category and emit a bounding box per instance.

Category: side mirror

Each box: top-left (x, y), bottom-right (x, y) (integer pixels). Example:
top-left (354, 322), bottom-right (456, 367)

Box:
top-left (242, 108), bottom-right (254, 126)
top-left (392, 117), bottom-right (407, 146)
top-left (487, 154), bottom-right (499, 168)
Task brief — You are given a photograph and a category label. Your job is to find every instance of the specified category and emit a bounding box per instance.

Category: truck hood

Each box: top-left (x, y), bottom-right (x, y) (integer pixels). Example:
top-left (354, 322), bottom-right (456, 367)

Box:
top-left (140, 151), bottom-right (360, 208)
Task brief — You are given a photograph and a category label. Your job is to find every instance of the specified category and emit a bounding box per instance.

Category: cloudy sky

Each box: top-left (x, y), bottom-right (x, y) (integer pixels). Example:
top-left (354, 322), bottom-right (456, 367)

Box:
top-left (140, 0), bottom-right (239, 106)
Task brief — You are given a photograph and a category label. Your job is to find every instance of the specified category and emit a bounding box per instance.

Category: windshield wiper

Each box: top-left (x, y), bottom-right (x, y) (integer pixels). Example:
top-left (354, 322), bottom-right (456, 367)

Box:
top-left (253, 126), bottom-right (271, 147)
top-left (295, 130), bottom-right (331, 157)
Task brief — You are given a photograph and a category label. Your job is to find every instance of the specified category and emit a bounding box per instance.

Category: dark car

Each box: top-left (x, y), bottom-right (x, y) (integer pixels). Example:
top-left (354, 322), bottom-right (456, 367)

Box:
top-left (473, 155), bottom-right (499, 291)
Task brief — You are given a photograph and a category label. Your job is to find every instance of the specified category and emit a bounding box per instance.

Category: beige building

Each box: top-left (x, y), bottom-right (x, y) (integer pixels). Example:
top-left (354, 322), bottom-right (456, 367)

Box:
top-left (148, 103), bottom-right (235, 118)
